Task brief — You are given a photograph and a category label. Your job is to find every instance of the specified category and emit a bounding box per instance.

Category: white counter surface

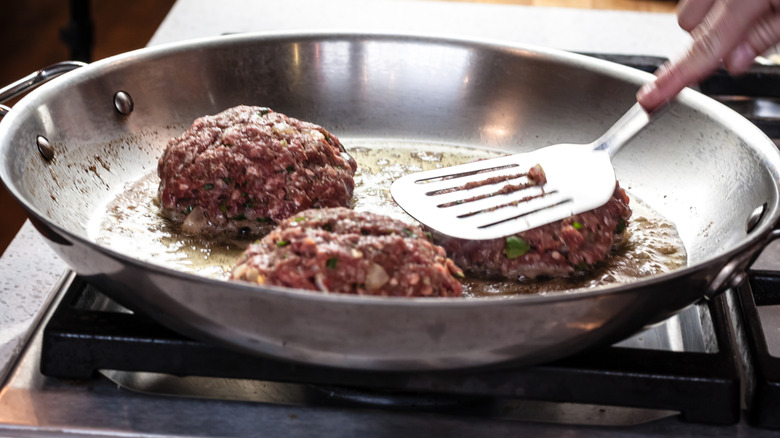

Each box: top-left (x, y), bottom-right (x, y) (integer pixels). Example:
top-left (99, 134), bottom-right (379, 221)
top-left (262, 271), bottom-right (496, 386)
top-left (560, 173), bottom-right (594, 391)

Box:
top-left (150, 0), bottom-right (689, 58)
top-left (0, 0), bottom-right (691, 391)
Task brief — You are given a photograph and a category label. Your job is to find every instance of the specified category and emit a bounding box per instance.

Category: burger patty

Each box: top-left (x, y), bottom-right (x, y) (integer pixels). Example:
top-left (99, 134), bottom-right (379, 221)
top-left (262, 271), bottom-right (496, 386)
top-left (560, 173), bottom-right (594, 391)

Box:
top-left (157, 106), bottom-right (357, 235)
top-left (229, 207), bottom-right (465, 297)
top-left (433, 184), bottom-right (632, 279)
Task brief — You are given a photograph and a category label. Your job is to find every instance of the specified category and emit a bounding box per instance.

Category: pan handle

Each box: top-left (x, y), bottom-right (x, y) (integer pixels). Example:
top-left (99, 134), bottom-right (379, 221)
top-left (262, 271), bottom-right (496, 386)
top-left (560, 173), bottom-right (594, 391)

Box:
top-left (0, 61), bottom-right (87, 117)
top-left (704, 229), bottom-right (780, 299)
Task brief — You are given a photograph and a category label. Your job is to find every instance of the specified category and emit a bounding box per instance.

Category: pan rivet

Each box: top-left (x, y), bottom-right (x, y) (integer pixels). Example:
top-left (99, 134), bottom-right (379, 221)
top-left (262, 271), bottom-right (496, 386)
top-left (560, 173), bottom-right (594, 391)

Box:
top-left (113, 91), bottom-right (134, 115)
top-left (36, 135), bottom-right (54, 161)
top-left (729, 271), bottom-right (748, 289)
top-left (747, 204), bottom-right (767, 233)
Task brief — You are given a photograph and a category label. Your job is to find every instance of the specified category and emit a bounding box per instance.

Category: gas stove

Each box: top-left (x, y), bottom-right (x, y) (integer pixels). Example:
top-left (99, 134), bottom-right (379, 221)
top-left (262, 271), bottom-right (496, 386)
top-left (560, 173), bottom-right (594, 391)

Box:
top-left (0, 271), bottom-right (764, 436)
top-left (2, 54), bottom-right (780, 438)
top-left (5, 1), bottom-right (780, 436)
top-left (38, 274), bottom-right (740, 425)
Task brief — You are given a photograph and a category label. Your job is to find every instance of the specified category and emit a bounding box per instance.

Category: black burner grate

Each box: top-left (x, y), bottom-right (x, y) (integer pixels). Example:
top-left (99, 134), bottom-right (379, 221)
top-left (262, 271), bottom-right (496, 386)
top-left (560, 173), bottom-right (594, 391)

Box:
top-left (740, 270), bottom-right (780, 429)
top-left (41, 275), bottom-right (741, 425)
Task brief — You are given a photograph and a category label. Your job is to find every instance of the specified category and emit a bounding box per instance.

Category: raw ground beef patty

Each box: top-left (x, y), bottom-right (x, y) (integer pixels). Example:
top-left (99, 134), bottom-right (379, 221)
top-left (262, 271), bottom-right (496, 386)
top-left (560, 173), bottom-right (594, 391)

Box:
top-left (157, 106), bottom-right (357, 235)
top-left (433, 184), bottom-right (632, 279)
top-left (230, 207), bottom-right (465, 297)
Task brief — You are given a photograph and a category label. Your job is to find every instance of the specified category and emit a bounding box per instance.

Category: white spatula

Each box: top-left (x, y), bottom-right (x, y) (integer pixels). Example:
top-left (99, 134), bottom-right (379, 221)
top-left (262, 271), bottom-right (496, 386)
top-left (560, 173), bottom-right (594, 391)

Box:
top-left (390, 102), bottom-right (663, 240)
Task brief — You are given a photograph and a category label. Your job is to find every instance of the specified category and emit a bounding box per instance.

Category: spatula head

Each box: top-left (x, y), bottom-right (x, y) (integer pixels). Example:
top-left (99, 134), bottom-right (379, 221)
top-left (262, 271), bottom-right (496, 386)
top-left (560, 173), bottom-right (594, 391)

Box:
top-left (390, 144), bottom-right (617, 240)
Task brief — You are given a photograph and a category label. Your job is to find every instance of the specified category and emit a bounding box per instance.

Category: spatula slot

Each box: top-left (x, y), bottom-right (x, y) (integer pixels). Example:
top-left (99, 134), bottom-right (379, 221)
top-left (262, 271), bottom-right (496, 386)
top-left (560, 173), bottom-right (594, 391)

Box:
top-left (414, 163), bottom-right (520, 185)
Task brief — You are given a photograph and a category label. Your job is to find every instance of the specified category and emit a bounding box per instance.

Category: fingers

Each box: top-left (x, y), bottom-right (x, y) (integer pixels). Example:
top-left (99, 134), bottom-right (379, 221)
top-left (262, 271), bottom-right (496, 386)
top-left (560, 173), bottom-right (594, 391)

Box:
top-left (636, 55), bottom-right (720, 110)
top-left (677, 0), bottom-right (717, 31)
top-left (724, 13), bottom-right (780, 73)
top-left (638, 0), bottom-right (776, 110)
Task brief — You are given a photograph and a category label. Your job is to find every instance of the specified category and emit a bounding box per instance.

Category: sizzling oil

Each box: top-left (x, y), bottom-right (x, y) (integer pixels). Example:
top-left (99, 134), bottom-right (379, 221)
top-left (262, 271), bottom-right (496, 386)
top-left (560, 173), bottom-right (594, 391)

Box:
top-left (91, 140), bottom-right (687, 297)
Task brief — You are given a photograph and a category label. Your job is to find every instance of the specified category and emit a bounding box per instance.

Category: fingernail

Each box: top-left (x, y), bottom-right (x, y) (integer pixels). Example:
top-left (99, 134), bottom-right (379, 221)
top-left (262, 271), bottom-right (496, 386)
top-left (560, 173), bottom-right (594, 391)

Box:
top-left (728, 43), bottom-right (756, 72)
top-left (636, 82), bottom-right (655, 102)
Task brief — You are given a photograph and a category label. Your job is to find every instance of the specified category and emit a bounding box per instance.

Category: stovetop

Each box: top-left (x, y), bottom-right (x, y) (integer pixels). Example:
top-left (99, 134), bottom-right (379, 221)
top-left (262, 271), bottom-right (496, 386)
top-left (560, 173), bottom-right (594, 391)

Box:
top-left (8, 47), bottom-right (780, 430)
top-left (39, 274), bottom-right (740, 425)
top-left (1, 267), bottom-right (777, 437)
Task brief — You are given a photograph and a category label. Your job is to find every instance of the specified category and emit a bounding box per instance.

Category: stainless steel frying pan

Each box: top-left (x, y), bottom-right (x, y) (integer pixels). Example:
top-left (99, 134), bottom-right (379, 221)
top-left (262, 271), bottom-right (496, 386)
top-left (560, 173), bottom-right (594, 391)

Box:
top-left (2, 32), bottom-right (779, 371)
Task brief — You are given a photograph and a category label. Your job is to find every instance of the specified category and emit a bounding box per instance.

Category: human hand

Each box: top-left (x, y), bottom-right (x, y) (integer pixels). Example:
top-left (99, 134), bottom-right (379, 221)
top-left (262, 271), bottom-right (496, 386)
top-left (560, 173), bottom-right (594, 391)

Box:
top-left (636, 0), bottom-right (780, 110)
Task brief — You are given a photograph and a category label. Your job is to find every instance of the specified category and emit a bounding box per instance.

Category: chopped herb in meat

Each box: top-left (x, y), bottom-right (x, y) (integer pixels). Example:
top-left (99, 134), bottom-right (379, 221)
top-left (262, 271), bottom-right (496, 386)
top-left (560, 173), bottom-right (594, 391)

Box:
top-left (505, 236), bottom-right (531, 259)
top-left (616, 218), bottom-right (626, 233)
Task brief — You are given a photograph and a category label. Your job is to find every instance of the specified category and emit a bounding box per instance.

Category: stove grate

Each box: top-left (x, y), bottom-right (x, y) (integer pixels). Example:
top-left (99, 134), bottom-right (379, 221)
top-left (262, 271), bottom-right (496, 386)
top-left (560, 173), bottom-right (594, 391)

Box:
top-left (740, 270), bottom-right (780, 429)
top-left (40, 275), bottom-right (741, 425)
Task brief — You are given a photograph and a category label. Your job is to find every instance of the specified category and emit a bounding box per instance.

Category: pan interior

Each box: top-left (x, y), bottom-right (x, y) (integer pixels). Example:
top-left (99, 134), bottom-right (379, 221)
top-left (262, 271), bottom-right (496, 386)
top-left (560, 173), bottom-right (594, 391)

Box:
top-left (86, 138), bottom-right (687, 297)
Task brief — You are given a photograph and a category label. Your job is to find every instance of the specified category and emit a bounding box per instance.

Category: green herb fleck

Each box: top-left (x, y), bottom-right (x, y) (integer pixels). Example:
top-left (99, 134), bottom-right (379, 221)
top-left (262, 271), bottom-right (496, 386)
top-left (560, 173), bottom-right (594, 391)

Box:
top-left (326, 257), bottom-right (339, 269)
top-left (572, 221), bottom-right (583, 230)
top-left (505, 236), bottom-right (531, 259)
top-left (233, 214), bottom-right (247, 221)
top-left (616, 218), bottom-right (626, 234)
top-left (294, 216), bottom-right (306, 223)
top-left (257, 108), bottom-right (270, 117)
top-left (222, 177), bottom-right (232, 185)
top-left (402, 228), bottom-right (417, 238)
top-left (257, 217), bottom-right (271, 223)
top-left (286, 165), bottom-right (295, 173)
top-left (276, 240), bottom-right (289, 247)
top-left (203, 183), bottom-right (215, 190)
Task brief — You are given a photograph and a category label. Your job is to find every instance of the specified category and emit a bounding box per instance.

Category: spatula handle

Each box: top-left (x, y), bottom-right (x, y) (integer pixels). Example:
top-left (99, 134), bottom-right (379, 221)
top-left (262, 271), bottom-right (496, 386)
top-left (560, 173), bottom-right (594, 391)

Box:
top-left (592, 102), bottom-right (666, 157)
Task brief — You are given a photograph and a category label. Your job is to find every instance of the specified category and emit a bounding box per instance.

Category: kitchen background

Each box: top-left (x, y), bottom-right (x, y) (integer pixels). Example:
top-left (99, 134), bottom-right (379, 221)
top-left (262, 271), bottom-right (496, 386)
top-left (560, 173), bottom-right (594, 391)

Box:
top-left (0, 0), bottom-right (674, 253)
top-left (0, 0), bottom-right (175, 253)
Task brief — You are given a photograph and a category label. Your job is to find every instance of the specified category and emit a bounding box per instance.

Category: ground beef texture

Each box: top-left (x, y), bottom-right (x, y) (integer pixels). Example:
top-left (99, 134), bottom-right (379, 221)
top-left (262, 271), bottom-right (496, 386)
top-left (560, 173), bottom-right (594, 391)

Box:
top-left (434, 184), bottom-right (632, 279)
top-left (230, 207), bottom-right (464, 297)
top-left (157, 106), bottom-right (357, 235)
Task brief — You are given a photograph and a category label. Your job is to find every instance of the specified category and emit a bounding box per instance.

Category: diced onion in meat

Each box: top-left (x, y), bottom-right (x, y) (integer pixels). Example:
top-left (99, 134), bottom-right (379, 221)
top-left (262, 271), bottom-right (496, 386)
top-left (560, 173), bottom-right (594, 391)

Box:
top-left (182, 206), bottom-right (209, 235)
top-left (365, 263), bottom-right (390, 290)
